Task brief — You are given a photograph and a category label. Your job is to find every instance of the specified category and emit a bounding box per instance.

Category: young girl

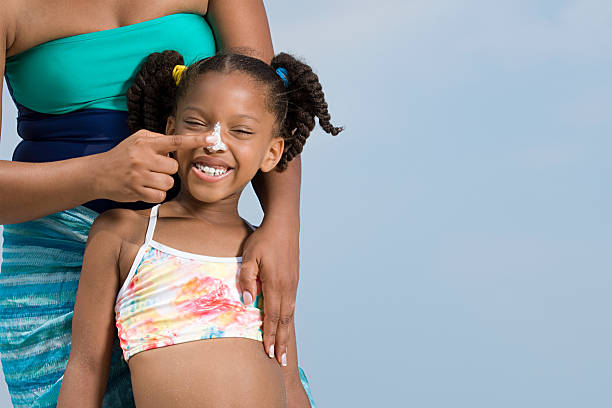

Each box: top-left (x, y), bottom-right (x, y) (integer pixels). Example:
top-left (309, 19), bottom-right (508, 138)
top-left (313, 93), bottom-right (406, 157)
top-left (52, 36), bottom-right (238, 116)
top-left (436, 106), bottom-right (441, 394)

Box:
top-left (57, 50), bottom-right (342, 407)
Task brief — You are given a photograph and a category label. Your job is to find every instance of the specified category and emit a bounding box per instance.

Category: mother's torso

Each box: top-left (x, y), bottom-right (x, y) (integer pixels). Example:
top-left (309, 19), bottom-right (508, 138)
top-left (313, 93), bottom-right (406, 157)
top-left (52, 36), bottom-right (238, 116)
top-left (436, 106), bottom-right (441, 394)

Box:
top-left (5, 0), bottom-right (210, 59)
top-left (3, 0), bottom-right (216, 214)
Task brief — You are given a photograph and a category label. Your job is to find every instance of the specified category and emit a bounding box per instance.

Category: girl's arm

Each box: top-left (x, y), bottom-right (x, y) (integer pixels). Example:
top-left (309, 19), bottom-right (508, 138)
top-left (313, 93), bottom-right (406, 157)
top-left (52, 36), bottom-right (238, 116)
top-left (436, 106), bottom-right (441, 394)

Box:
top-left (57, 212), bottom-right (123, 407)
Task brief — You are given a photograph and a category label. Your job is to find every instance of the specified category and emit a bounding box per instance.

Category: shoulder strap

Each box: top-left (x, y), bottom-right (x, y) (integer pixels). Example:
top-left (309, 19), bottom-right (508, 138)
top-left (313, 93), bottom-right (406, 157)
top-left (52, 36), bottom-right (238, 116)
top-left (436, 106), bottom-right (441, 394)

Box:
top-left (143, 204), bottom-right (160, 244)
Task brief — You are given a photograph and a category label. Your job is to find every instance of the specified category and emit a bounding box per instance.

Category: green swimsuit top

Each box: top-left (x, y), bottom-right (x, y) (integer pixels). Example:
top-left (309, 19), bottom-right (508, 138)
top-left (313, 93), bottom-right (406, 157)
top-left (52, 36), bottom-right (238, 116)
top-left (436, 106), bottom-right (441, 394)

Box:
top-left (4, 13), bottom-right (217, 114)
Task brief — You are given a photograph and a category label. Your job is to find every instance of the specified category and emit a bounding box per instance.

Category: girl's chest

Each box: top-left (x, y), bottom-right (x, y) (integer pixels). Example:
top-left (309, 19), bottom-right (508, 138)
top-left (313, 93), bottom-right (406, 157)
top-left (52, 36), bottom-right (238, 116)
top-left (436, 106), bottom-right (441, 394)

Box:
top-left (117, 236), bottom-right (246, 286)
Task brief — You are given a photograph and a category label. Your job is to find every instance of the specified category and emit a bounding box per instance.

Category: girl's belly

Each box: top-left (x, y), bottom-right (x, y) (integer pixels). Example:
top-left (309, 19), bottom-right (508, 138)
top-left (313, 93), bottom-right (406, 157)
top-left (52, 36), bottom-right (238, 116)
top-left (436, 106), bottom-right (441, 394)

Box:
top-left (127, 337), bottom-right (287, 407)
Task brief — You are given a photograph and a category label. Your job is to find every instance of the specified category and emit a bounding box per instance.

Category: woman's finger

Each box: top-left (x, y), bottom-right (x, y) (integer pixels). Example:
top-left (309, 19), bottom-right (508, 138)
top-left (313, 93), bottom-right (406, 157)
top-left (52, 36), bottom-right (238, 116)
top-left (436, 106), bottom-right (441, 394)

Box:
top-left (273, 296), bottom-right (295, 367)
top-left (238, 258), bottom-right (259, 307)
top-left (148, 154), bottom-right (179, 175)
top-left (262, 285), bottom-right (281, 360)
top-left (148, 134), bottom-right (208, 154)
top-left (135, 186), bottom-right (167, 203)
top-left (141, 171), bottom-right (175, 192)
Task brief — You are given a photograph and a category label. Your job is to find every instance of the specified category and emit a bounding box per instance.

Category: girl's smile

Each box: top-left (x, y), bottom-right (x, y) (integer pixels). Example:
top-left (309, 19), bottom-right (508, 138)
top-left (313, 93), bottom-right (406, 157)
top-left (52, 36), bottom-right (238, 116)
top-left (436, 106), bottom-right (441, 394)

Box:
top-left (191, 155), bottom-right (234, 182)
top-left (191, 163), bottom-right (234, 183)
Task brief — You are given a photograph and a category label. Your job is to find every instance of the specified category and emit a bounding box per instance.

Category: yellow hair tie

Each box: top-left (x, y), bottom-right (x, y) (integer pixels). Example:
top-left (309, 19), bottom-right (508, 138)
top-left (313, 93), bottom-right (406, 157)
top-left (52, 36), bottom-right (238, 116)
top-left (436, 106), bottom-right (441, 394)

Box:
top-left (172, 64), bottom-right (188, 86)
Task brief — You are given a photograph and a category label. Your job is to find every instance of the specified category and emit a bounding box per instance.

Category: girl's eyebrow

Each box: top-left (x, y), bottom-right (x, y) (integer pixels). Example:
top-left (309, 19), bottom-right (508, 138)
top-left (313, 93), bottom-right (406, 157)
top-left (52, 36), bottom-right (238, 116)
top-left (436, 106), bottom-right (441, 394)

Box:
top-left (235, 114), bottom-right (260, 123)
top-left (182, 107), bottom-right (259, 123)
top-left (183, 106), bottom-right (206, 115)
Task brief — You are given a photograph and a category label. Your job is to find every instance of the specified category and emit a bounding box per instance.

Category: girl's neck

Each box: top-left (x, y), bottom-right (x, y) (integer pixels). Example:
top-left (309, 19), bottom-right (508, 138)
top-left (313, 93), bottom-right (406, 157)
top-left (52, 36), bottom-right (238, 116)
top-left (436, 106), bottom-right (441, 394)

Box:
top-left (171, 190), bottom-right (242, 227)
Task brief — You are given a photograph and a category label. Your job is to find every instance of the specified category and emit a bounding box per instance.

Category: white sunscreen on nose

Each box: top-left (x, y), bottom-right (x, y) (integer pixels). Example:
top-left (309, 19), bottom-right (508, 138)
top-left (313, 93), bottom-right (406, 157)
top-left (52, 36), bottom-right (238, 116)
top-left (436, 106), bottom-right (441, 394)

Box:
top-left (207, 122), bottom-right (227, 151)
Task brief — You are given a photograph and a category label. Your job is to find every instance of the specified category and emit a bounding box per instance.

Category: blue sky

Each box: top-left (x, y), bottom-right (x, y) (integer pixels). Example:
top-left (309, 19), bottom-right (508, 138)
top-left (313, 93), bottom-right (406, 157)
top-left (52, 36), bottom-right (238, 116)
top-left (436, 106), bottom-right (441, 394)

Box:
top-left (2, 1), bottom-right (611, 407)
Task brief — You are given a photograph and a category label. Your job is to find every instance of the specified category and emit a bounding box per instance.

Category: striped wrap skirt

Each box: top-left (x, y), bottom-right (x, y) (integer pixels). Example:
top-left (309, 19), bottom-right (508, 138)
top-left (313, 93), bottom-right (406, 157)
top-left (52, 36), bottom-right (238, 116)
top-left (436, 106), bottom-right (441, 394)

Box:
top-left (0, 205), bottom-right (317, 408)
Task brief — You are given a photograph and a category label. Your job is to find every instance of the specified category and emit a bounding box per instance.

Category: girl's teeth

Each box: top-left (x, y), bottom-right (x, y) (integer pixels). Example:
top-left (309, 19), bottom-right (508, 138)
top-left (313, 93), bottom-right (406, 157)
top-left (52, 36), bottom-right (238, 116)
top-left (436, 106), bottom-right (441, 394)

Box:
top-left (194, 163), bottom-right (229, 176)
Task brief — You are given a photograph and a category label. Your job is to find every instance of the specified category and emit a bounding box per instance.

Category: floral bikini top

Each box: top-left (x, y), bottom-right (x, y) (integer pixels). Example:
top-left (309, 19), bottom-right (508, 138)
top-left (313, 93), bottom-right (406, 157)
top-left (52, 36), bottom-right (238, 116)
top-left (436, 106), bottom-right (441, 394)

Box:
top-left (114, 203), bottom-right (264, 361)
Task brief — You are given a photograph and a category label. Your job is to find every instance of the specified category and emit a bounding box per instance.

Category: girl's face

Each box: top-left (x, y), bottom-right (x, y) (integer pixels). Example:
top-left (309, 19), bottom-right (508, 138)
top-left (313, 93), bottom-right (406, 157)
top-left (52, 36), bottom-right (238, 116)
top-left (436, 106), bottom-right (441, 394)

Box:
top-left (166, 71), bottom-right (283, 203)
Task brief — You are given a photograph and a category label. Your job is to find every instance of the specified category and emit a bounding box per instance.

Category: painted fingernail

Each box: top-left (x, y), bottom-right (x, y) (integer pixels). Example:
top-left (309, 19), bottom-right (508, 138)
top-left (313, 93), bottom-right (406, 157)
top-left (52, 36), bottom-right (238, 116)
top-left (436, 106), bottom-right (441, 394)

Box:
top-left (268, 344), bottom-right (275, 358)
top-left (281, 352), bottom-right (287, 367)
top-left (242, 291), bottom-right (253, 306)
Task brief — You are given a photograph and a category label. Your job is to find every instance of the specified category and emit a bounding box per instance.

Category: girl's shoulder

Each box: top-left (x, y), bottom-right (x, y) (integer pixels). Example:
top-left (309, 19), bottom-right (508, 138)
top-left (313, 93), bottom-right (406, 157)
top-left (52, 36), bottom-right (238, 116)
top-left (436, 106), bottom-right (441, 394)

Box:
top-left (90, 206), bottom-right (153, 247)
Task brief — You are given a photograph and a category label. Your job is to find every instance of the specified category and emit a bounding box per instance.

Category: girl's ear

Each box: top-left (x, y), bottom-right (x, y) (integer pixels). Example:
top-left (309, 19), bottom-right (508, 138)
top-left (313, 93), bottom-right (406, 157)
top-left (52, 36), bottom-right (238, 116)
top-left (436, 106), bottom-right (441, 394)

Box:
top-left (166, 116), bottom-right (176, 158)
top-left (260, 137), bottom-right (284, 173)
top-left (166, 115), bottom-right (175, 134)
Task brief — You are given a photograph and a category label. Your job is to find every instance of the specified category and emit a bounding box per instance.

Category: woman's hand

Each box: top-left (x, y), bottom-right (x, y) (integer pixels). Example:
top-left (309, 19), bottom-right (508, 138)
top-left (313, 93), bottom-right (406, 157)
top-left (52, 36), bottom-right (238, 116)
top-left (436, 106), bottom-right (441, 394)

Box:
top-left (239, 218), bottom-right (300, 367)
top-left (92, 129), bottom-right (208, 203)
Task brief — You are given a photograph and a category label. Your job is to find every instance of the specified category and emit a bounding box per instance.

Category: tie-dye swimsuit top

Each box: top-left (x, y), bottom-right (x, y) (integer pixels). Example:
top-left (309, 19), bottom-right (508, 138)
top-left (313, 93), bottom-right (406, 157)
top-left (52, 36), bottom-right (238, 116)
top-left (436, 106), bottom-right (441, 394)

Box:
top-left (114, 203), bottom-right (264, 361)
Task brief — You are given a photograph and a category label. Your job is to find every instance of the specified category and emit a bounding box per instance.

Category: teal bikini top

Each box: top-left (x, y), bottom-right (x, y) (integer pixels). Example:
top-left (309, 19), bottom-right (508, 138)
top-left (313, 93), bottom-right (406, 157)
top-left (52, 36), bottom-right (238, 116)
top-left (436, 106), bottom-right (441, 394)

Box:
top-left (4, 13), bottom-right (216, 114)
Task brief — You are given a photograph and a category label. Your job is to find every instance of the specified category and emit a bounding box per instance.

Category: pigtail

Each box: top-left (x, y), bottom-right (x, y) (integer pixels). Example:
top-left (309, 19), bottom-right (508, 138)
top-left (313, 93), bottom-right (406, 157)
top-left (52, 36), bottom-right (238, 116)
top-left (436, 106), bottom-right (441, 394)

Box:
top-left (126, 50), bottom-right (184, 134)
top-left (271, 52), bottom-right (343, 171)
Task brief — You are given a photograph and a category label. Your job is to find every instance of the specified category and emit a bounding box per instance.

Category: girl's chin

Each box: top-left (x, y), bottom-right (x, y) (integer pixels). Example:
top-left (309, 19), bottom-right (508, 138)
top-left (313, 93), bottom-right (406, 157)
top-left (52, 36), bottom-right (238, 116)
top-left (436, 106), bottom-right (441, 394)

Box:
top-left (182, 172), bottom-right (232, 202)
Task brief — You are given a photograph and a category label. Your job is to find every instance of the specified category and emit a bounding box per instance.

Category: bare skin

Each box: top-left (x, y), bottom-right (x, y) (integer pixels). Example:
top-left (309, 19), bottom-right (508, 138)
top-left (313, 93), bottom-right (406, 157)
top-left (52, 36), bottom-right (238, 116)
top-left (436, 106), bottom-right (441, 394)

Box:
top-left (2, 0), bottom-right (308, 406)
top-left (57, 71), bottom-right (311, 407)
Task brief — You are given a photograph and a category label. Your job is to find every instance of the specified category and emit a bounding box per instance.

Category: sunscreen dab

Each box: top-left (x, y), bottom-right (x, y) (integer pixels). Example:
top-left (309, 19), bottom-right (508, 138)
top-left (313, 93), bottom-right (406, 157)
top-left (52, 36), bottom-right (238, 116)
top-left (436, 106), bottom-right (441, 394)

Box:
top-left (207, 122), bottom-right (227, 152)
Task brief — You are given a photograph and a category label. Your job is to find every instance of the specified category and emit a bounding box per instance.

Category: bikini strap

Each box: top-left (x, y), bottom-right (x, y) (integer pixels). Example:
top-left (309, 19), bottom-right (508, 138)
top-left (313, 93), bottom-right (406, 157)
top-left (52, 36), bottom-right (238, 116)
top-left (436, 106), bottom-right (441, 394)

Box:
top-left (143, 203), bottom-right (160, 245)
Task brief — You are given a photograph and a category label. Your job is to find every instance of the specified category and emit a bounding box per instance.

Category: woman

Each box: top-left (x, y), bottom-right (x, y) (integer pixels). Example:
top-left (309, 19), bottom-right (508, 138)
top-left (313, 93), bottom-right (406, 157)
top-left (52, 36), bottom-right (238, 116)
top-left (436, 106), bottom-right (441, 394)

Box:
top-left (0, 1), bottom-right (314, 407)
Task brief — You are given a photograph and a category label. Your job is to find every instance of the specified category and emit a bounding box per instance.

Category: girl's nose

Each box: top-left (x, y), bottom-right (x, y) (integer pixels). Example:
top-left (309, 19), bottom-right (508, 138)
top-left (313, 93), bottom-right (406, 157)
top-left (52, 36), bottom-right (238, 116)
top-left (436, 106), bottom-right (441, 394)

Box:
top-left (205, 122), bottom-right (227, 152)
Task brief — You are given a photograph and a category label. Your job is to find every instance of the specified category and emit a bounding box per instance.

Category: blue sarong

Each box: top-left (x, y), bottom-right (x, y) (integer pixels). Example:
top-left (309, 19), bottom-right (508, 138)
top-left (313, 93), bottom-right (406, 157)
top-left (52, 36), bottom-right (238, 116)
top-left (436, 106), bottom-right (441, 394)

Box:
top-left (0, 205), bottom-right (317, 408)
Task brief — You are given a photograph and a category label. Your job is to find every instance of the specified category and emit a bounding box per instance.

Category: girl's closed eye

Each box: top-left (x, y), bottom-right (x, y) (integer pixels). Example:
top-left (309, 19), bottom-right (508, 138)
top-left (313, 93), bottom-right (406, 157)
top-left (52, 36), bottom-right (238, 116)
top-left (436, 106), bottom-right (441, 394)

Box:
top-left (231, 128), bottom-right (253, 135)
top-left (184, 120), bottom-right (207, 127)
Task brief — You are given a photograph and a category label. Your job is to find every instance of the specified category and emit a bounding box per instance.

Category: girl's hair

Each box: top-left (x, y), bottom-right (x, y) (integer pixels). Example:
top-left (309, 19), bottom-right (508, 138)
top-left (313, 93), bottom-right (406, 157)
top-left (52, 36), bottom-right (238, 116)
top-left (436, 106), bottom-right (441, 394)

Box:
top-left (126, 50), bottom-right (343, 173)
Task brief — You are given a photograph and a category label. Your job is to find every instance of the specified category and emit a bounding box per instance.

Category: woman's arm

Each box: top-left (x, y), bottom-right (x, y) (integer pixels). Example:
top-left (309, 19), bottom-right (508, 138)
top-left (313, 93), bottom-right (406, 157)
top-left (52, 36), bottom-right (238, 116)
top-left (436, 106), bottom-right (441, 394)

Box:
top-left (252, 156), bottom-right (301, 224)
top-left (57, 212), bottom-right (123, 407)
top-left (282, 316), bottom-right (312, 407)
top-left (0, 159), bottom-right (106, 224)
top-left (206, 0), bottom-right (274, 63)
top-left (0, 5), bottom-right (101, 223)
top-left (207, 0), bottom-right (304, 376)
top-left (238, 159), bottom-right (302, 368)
top-left (249, 157), bottom-right (302, 357)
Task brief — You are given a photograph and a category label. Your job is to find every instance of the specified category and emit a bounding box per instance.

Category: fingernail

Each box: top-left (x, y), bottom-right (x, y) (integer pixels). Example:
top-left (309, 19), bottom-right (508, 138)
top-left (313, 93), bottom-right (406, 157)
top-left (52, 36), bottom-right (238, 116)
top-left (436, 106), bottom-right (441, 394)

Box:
top-left (242, 291), bottom-right (253, 306)
top-left (281, 352), bottom-right (287, 367)
top-left (206, 135), bottom-right (216, 143)
top-left (268, 344), bottom-right (274, 358)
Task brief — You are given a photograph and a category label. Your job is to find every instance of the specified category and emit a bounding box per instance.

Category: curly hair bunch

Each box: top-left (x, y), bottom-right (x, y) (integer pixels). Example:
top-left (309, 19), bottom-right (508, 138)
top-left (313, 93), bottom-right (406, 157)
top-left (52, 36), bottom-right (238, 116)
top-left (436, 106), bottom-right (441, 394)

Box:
top-left (126, 50), bottom-right (343, 172)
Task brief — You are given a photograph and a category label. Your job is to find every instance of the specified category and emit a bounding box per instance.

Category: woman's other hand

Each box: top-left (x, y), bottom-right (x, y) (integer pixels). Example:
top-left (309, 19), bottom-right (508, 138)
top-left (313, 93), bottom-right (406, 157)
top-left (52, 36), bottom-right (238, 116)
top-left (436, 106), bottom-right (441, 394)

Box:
top-left (239, 218), bottom-right (300, 367)
top-left (92, 129), bottom-right (208, 203)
